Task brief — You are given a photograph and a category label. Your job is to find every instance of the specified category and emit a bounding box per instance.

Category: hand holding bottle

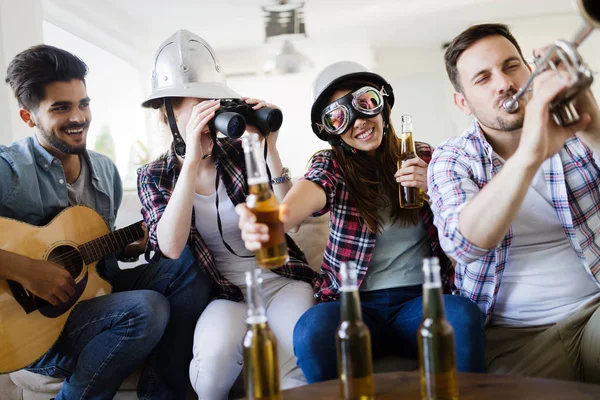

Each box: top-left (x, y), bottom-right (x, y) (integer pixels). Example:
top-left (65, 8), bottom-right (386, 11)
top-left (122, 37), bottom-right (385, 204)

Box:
top-left (397, 115), bottom-right (425, 209)
top-left (395, 157), bottom-right (429, 192)
top-left (242, 133), bottom-right (289, 268)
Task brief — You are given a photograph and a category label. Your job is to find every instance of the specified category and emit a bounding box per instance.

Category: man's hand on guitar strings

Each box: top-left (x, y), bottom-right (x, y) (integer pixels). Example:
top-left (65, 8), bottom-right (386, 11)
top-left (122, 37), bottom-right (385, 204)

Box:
top-left (18, 259), bottom-right (76, 306)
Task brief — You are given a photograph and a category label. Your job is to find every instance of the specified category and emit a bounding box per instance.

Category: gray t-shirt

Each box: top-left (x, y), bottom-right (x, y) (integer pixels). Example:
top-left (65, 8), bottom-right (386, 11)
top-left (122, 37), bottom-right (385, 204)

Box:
top-left (360, 203), bottom-right (431, 292)
top-left (67, 155), bottom-right (96, 210)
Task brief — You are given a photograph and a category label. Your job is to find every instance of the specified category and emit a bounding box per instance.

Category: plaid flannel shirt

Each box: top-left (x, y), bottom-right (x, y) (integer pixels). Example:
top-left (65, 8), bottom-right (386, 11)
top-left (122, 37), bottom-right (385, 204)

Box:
top-left (137, 138), bottom-right (320, 302)
top-left (428, 120), bottom-right (600, 324)
top-left (303, 142), bottom-right (454, 303)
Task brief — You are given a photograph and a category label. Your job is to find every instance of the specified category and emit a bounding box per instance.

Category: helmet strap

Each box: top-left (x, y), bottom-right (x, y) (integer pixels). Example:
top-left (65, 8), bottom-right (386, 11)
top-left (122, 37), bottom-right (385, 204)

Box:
top-left (340, 139), bottom-right (358, 155)
top-left (164, 98), bottom-right (187, 158)
top-left (329, 136), bottom-right (358, 155)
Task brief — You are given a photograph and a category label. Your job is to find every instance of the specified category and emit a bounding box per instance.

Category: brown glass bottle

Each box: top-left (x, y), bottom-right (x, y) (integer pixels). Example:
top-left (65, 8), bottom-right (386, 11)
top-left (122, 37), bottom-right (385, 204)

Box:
top-left (243, 269), bottom-right (281, 400)
top-left (336, 262), bottom-right (375, 400)
top-left (418, 258), bottom-right (458, 400)
top-left (242, 133), bottom-right (289, 268)
top-left (398, 115), bottom-right (425, 209)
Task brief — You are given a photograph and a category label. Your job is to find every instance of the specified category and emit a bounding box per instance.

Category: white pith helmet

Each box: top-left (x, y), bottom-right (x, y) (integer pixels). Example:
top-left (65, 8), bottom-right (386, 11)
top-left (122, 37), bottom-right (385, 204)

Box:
top-left (142, 29), bottom-right (239, 108)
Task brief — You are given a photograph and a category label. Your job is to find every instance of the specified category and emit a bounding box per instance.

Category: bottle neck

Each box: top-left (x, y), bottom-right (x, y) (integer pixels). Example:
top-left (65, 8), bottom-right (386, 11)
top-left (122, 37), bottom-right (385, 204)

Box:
top-left (423, 283), bottom-right (445, 320)
top-left (246, 271), bottom-right (267, 324)
top-left (400, 131), bottom-right (416, 154)
top-left (248, 181), bottom-right (273, 202)
top-left (339, 262), bottom-right (362, 321)
top-left (243, 133), bottom-right (268, 184)
top-left (340, 286), bottom-right (363, 321)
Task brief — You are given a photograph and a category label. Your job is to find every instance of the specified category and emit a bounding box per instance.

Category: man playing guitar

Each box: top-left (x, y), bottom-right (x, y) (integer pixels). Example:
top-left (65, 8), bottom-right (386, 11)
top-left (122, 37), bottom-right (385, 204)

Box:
top-left (0, 44), bottom-right (211, 399)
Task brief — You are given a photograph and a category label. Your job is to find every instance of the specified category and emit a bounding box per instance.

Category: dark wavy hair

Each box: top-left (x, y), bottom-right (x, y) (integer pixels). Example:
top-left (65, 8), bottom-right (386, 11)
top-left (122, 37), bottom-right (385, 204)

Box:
top-left (5, 44), bottom-right (88, 111)
top-left (444, 23), bottom-right (526, 92)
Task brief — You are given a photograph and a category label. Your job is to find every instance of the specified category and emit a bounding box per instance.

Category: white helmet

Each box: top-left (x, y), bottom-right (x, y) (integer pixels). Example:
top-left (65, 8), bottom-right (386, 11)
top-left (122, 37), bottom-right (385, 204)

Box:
top-left (142, 29), bottom-right (239, 108)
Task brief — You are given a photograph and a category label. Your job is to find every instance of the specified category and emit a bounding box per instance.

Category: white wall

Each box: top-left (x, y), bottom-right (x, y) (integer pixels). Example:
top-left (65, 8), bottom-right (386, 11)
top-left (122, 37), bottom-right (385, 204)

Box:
top-left (218, 12), bottom-right (600, 174)
top-left (0, 0), bottom-right (44, 145)
top-left (375, 45), bottom-right (462, 148)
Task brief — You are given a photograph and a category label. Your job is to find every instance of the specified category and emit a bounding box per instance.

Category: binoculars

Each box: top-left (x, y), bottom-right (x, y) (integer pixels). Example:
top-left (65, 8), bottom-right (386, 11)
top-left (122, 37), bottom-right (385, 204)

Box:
top-left (210, 99), bottom-right (283, 139)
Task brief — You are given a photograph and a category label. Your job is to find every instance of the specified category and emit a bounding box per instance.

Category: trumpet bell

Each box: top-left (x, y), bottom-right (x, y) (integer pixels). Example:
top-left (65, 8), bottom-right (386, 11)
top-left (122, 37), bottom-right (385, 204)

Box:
top-left (579, 0), bottom-right (600, 30)
top-left (503, 0), bottom-right (598, 124)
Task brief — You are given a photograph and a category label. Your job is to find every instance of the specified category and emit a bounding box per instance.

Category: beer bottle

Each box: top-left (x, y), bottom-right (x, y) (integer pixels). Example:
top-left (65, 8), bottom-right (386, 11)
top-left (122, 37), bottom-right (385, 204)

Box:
top-left (336, 261), bottom-right (375, 400)
top-left (398, 115), bottom-right (424, 209)
top-left (242, 133), bottom-right (289, 268)
top-left (418, 257), bottom-right (458, 400)
top-left (242, 269), bottom-right (281, 400)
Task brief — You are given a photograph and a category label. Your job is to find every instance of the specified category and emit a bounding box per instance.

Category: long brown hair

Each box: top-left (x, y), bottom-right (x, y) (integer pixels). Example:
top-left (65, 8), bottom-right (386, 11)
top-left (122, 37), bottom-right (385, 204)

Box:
top-left (327, 81), bottom-right (420, 233)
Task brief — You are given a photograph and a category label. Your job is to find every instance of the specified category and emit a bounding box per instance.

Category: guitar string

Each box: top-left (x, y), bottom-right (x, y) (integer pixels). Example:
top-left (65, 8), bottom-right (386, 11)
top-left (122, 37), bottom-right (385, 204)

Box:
top-left (50, 230), bottom-right (140, 266)
top-left (49, 242), bottom-right (134, 274)
top-left (46, 226), bottom-right (143, 269)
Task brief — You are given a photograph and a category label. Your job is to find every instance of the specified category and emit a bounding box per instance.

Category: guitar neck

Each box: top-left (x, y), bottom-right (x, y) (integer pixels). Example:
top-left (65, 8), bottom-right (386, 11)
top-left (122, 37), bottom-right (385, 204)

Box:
top-left (79, 222), bottom-right (144, 264)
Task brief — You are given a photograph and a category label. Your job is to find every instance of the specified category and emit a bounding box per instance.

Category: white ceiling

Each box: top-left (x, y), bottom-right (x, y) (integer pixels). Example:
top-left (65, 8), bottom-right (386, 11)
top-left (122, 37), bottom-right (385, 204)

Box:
top-left (43, 0), bottom-right (580, 70)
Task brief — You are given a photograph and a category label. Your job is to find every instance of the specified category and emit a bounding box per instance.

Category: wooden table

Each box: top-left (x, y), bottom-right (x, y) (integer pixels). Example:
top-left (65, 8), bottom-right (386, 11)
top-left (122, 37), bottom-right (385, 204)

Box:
top-left (278, 371), bottom-right (600, 399)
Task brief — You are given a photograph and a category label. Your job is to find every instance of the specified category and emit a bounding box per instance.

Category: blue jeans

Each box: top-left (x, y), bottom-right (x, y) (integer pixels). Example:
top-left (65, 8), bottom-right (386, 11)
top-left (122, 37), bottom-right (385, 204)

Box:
top-left (28, 246), bottom-right (213, 400)
top-left (293, 285), bottom-right (486, 383)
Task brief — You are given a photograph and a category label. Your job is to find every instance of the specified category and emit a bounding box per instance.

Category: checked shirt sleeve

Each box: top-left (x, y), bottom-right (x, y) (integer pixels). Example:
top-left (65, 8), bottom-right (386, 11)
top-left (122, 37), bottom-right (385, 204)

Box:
top-left (136, 164), bottom-right (168, 254)
top-left (427, 144), bottom-right (492, 265)
top-left (302, 150), bottom-right (339, 217)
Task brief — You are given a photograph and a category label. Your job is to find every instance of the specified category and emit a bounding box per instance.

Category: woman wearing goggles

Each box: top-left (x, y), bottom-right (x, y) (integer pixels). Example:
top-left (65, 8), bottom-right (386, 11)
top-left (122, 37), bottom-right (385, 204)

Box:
top-left (237, 61), bottom-right (486, 384)
top-left (319, 86), bottom-right (387, 136)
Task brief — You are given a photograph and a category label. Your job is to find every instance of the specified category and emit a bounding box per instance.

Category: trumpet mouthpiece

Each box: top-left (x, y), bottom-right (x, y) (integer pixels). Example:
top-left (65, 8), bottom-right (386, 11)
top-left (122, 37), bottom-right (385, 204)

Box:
top-left (503, 98), bottom-right (520, 113)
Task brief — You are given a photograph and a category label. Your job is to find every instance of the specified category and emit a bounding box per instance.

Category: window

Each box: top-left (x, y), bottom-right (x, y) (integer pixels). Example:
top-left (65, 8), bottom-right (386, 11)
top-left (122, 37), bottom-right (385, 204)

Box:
top-left (43, 22), bottom-right (148, 190)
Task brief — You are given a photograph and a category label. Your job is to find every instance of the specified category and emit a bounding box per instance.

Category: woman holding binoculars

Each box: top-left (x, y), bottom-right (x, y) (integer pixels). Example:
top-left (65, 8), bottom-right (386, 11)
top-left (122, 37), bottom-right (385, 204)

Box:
top-left (137, 30), bottom-right (318, 399)
top-left (237, 61), bottom-right (486, 383)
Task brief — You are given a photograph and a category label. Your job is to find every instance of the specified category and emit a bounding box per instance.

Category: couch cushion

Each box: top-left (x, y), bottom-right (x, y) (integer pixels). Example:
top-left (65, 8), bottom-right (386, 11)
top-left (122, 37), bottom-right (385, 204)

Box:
top-left (10, 370), bottom-right (62, 393)
top-left (288, 213), bottom-right (329, 273)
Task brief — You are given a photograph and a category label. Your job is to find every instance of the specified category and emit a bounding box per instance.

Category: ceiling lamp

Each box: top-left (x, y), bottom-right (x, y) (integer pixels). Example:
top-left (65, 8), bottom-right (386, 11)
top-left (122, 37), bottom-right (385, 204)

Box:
top-left (263, 39), bottom-right (313, 74)
top-left (262, 0), bottom-right (312, 74)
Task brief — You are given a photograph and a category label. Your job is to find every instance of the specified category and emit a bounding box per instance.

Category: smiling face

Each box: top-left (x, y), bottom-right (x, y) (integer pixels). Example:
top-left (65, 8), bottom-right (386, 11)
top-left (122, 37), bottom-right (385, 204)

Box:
top-left (328, 89), bottom-right (385, 157)
top-left (453, 35), bottom-right (532, 134)
top-left (21, 79), bottom-right (91, 156)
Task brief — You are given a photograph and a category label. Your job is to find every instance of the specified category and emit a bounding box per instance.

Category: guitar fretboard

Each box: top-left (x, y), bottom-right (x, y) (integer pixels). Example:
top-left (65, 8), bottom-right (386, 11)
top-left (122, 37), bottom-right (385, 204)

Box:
top-left (79, 222), bottom-right (144, 264)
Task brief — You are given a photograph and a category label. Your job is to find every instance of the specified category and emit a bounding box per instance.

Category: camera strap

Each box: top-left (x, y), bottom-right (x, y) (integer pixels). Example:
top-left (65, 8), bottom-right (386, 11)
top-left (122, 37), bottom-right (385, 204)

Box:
top-left (214, 168), bottom-right (254, 259)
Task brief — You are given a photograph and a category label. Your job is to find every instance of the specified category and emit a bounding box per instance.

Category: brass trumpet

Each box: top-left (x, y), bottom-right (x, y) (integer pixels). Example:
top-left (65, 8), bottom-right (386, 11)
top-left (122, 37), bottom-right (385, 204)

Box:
top-left (503, 0), bottom-right (600, 125)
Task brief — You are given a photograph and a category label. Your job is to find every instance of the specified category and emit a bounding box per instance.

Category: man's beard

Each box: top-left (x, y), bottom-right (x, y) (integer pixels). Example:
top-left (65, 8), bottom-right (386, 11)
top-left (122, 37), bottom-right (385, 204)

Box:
top-left (39, 124), bottom-right (87, 154)
top-left (485, 114), bottom-right (524, 132)
top-left (467, 97), bottom-right (526, 132)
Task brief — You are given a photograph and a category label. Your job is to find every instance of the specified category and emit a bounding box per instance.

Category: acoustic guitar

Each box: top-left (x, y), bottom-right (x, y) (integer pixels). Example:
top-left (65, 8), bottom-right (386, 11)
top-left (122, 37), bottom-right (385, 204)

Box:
top-left (0, 206), bottom-right (144, 373)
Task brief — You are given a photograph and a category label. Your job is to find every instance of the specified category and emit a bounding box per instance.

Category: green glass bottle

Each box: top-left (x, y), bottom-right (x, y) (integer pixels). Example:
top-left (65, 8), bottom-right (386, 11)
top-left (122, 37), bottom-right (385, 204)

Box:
top-left (336, 261), bottom-right (375, 400)
top-left (418, 257), bottom-right (459, 400)
top-left (242, 269), bottom-right (281, 400)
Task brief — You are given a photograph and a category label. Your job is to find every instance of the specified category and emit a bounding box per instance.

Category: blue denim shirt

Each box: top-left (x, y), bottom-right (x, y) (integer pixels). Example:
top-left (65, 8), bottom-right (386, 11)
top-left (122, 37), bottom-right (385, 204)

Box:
top-left (0, 136), bottom-right (123, 275)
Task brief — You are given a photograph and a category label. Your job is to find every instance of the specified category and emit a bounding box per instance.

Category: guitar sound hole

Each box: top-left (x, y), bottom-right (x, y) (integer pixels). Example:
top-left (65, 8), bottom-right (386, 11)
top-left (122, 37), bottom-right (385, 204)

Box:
top-left (48, 245), bottom-right (84, 279)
